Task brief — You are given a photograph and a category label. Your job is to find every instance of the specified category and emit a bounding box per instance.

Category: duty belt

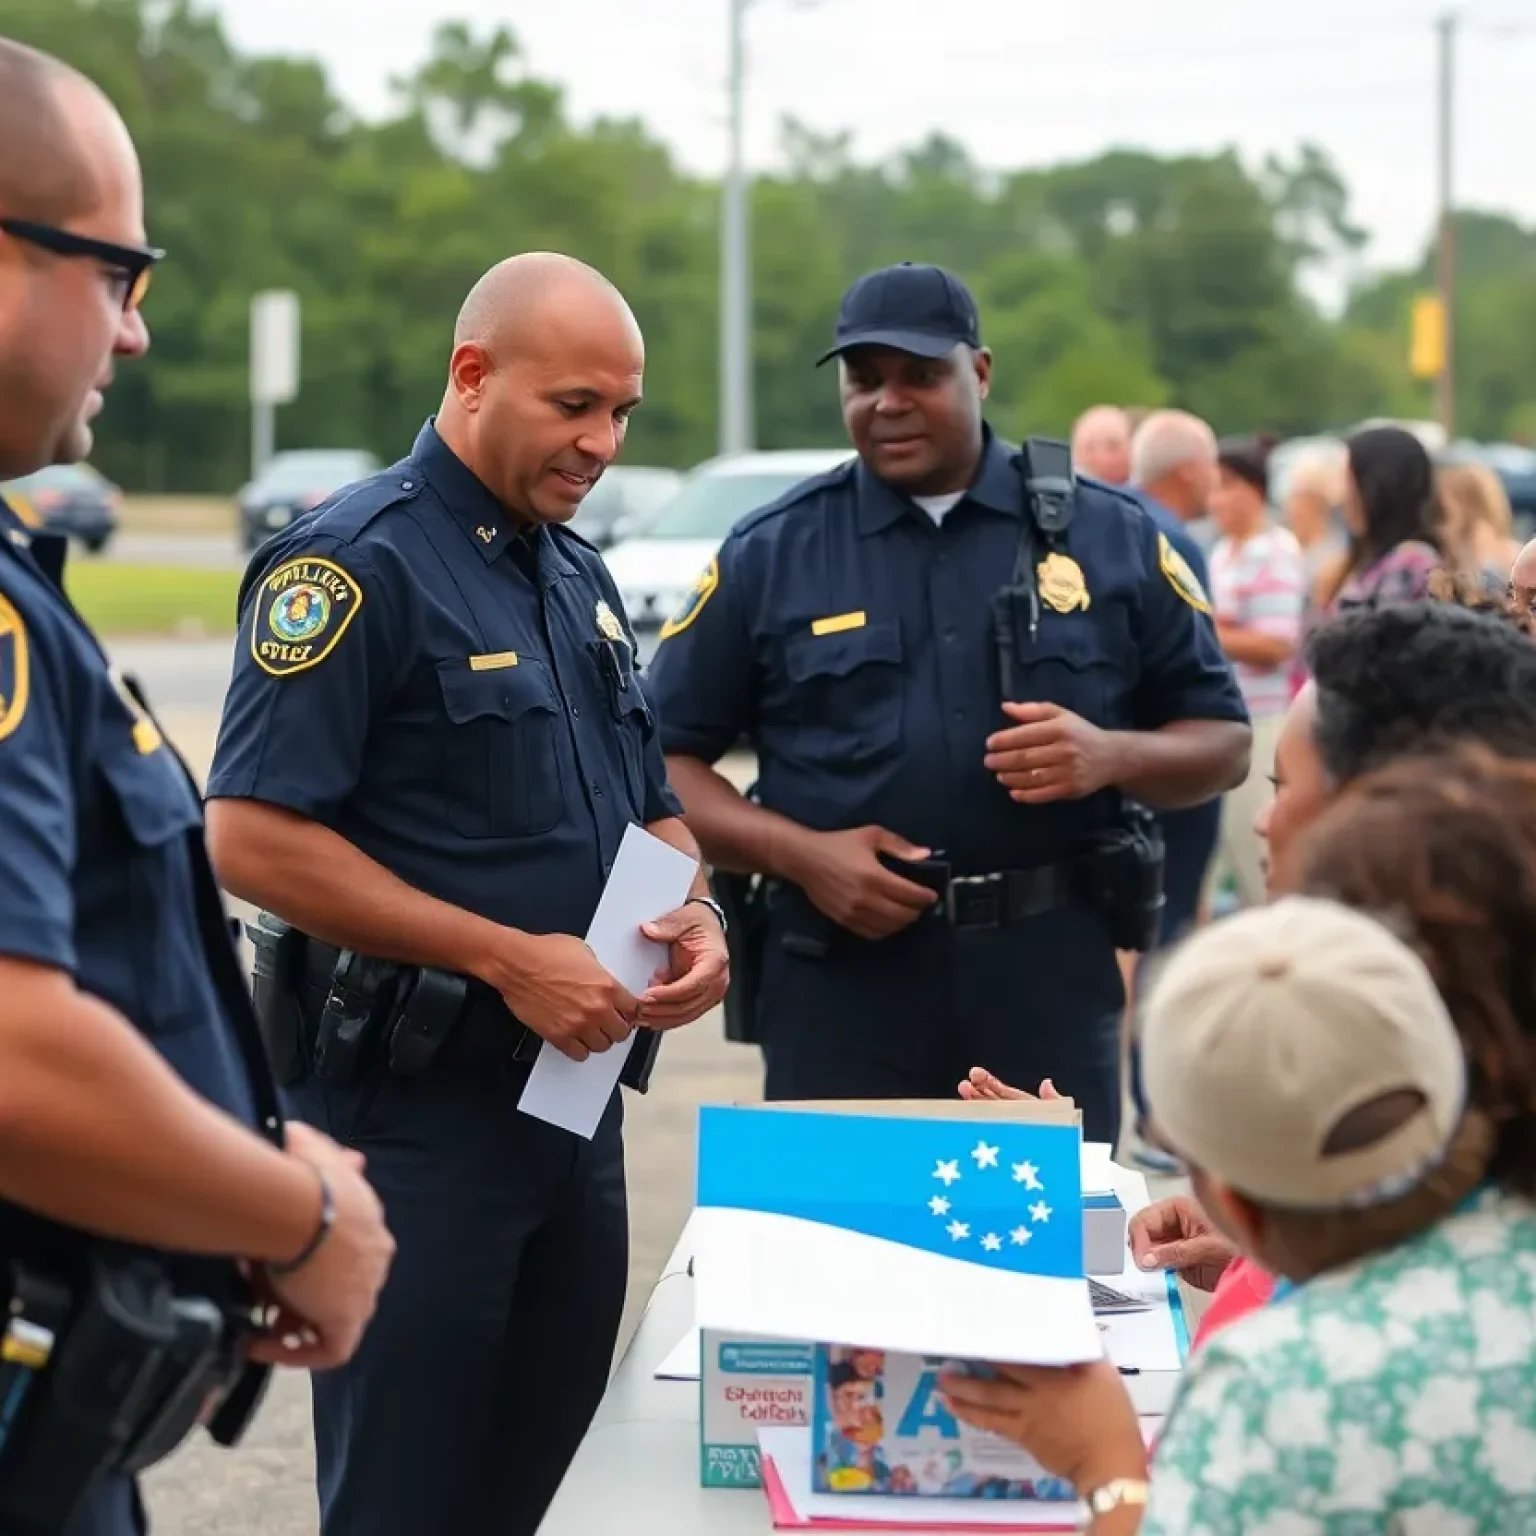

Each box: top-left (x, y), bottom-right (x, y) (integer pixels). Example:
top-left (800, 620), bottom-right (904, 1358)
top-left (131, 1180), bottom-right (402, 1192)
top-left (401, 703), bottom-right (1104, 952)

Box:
top-left (296, 941), bottom-right (539, 1067)
top-left (940, 865), bottom-right (1072, 928)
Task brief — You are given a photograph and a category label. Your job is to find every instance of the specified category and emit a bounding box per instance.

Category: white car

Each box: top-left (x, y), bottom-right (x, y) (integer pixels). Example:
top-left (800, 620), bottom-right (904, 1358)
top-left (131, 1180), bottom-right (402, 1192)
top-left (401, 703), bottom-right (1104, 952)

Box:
top-left (604, 448), bottom-right (853, 631)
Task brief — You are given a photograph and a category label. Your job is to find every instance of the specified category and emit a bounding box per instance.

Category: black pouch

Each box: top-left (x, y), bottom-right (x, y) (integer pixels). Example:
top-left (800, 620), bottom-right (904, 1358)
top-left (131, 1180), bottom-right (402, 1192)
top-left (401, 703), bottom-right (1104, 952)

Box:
top-left (713, 869), bottom-right (767, 1044)
top-left (1074, 806), bottom-right (1167, 952)
top-left (387, 967), bottom-right (468, 1077)
top-left (312, 951), bottom-right (400, 1085)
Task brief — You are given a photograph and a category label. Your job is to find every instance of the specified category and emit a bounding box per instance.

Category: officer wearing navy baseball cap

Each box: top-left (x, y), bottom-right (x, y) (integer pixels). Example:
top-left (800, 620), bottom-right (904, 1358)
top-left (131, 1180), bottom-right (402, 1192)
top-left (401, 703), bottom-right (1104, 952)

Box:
top-left (649, 262), bottom-right (1250, 1134)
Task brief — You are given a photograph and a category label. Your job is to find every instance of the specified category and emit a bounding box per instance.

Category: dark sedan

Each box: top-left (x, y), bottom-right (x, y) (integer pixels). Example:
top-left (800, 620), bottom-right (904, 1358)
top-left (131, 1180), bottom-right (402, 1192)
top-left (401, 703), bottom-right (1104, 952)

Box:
top-left (1, 462), bottom-right (121, 551)
top-left (238, 448), bottom-right (381, 553)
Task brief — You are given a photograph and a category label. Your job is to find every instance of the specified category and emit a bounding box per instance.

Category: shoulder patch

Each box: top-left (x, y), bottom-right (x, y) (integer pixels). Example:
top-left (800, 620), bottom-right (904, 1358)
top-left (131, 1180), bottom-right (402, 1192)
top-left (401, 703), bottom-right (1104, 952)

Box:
top-left (1158, 532), bottom-right (1212, 614)
top-left (658, 557), bottom-right (719, 641)
top-left (0, 592), bottom-right (30, 742)
top-left (251, 556), bottom-right (364, 677)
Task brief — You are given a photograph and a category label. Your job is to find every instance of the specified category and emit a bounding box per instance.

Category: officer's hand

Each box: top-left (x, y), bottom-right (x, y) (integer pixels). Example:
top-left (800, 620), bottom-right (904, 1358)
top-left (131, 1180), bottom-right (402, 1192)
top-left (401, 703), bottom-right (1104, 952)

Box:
top-left (250, 1128), bottom-right (396, 1371)
top-left (638, 904), bottom-right (730, 1028)
top-left (1127, 1195), bottom-right (1235, 1292)
top-left (496, 932), bottom-right (640, 1061)
top-left (795, 826), bottom-right (938, 941)
top-left (985, 702), bottom-right (1124, 804)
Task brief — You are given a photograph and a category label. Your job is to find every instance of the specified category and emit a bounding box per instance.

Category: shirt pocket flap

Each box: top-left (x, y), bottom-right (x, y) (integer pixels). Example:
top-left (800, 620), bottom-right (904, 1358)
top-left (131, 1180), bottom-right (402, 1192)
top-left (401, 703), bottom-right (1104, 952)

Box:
top-left (1028, 619), bottom-right (1116, 671)
top-left (436, 657), bottom-right (556, 725)
top-left (100, 744), bottom-right (202, 848)
top-left (784, 621), bottom-right (903, 684)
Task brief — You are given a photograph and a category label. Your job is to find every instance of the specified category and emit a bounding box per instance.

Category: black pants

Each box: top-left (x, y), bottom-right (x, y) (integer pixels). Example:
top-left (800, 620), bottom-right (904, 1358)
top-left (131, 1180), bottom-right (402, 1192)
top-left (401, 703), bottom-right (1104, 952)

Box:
top-left (286, 1055), bottom-right (628, 1536)
top-left (62, 1475), bottom-right (144, 1536)
top-left (758, 903), bottom-right (1124, 1146)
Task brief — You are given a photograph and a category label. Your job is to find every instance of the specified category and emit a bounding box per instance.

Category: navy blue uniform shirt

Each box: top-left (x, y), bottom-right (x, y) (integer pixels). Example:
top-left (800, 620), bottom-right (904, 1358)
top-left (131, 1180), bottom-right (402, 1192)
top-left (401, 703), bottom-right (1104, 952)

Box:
top-left (0, 498), bottom-right (264, 1268)
top-left (647, 430), bottom-right (1247, 874)
top-left (208, 422), bottom-right (682, 940)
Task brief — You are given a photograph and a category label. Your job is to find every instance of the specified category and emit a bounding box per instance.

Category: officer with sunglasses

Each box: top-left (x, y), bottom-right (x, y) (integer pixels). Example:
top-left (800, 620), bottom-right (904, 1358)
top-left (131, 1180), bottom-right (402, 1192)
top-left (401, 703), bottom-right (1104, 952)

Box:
top-left (0, 38), bottom-right (394, 1536)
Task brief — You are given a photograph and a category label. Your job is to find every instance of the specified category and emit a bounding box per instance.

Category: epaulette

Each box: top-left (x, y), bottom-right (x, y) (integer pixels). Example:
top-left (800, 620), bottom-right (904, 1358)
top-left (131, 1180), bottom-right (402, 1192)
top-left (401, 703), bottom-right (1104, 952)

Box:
top-left (306, 459), bottom-right (426, 545)
top-left (733, 458), bottom-right (857, 538)
top-left (549, 521), bottom-right (600, 557)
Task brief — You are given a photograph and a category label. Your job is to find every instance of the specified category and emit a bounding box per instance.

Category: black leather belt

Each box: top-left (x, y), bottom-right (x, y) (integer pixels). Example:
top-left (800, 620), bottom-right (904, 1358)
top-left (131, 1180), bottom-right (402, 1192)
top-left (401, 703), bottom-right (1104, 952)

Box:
top-left (942, 865), bottom-right (1072, 928)
top-left (297, 940), bottom-right (539, 1066)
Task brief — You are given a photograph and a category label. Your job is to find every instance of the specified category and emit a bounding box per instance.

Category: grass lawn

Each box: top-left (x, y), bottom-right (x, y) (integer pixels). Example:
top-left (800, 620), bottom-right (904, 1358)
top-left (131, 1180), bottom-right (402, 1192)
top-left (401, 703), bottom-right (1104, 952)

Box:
top-left (65, 563), bottom-right (241, 637)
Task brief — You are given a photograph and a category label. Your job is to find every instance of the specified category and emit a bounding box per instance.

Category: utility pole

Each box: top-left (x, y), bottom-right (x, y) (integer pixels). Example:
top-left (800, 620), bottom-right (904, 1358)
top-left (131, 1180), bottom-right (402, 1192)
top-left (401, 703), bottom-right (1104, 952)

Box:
top-left (720, 0), bottom-right (753, 456)
top-left (1434, 11), bottom-right (1456, 437)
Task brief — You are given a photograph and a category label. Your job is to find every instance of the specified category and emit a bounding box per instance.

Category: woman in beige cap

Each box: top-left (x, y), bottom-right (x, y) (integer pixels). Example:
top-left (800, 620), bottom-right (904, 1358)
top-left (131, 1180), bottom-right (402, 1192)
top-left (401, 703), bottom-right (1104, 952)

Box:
top-left (940, 746), bottom-right (1536, 1534)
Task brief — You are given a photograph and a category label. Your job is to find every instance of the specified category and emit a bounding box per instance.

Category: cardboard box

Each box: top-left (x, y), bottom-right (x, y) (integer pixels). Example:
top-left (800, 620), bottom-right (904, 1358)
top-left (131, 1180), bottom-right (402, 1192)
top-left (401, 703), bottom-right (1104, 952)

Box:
top-left (1084, 1188), bottom-right (1128, 1275)
top-left (810, 1346), bottom-right (1075, 1501)
top-left (696, 1096), bottom-right (1093, 1491)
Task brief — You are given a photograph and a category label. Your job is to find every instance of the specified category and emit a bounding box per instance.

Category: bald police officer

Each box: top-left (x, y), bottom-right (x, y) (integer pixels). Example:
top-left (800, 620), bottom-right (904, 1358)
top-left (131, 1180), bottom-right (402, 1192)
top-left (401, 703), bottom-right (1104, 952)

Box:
top-left (205, 253), bottom-right (728, 1536)
top-left (0, 38), bottom-right (392, 1536)
top-left (648, 263), bottom-right (1250, 1142)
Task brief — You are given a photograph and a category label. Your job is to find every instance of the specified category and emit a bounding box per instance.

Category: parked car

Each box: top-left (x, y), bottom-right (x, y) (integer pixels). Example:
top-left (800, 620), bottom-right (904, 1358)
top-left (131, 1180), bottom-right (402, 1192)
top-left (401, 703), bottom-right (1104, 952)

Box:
top-left (603, 449), bottom-right (853, 632)
top-left (567, 465), bottom-right (683, 550)
top-left (1, 462), bottom-right (121, 551)
top-left (238, 448), bottom-right (381, 552)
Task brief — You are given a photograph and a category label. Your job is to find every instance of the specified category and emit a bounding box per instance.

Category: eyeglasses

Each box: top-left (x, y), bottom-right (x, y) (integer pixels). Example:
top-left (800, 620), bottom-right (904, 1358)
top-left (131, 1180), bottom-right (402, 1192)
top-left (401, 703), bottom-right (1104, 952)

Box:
top-left (0, 217), bottom-right (164, 313)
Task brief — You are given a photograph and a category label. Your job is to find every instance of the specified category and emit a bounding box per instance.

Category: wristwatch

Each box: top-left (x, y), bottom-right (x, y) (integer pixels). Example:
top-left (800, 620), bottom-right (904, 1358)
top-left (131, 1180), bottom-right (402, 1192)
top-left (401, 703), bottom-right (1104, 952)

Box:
top-left (1080, 1478), bottom-right (1150, 1526)
top-left (686, 895), bottom-right (728, 935)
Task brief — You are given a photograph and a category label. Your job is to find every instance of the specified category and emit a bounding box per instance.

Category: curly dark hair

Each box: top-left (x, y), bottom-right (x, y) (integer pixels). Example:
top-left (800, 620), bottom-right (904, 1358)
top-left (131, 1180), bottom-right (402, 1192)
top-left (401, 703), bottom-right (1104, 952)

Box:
top-left (1306, 602), bottom-right (1536, 783)
top-left (1293, 745), bottom-right (1536, 1197)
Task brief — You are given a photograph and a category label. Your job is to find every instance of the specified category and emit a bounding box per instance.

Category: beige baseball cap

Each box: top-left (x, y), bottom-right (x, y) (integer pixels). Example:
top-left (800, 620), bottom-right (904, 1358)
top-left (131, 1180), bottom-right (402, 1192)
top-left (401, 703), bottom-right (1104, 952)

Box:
top-left (1139, 896), bottom-right (1467, 1209)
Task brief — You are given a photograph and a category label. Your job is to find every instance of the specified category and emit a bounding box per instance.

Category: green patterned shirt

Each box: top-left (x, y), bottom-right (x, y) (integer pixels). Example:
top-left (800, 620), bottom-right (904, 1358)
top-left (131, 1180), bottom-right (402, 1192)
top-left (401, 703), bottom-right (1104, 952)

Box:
top-left (1145, 1188), bottom-right (1536, 1535)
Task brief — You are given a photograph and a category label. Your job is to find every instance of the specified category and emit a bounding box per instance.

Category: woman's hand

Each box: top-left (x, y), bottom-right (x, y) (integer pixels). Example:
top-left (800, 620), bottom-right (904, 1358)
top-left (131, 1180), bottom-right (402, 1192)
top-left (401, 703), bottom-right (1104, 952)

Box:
top-left (957, 1068), bottom-right (1062, 1102)
top-left (939, 1360), bottom-right (1148, 1494)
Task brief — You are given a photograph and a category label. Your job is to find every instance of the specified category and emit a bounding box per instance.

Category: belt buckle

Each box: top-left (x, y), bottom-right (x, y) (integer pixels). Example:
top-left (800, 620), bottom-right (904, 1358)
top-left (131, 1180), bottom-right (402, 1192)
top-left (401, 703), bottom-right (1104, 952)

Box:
top-left (946, 872), bottom-right (1004, 929)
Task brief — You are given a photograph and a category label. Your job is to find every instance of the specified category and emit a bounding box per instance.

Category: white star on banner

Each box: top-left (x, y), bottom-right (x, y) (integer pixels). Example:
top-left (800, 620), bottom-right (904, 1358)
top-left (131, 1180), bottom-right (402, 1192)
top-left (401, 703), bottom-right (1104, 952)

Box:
top-left (1012, 1161), bottom-right (1043, 1191)
top-left (1030, 1200), bottom-right (1053, 1224)
top-left (971, 1141), bottom-right (999, 1170)
top-left (929, 1196), bottom-right (951, 1217)
top-left (981, 1233), bottom-right (1002, 1253)
top-left (934, 1159), bottom-right (962, 1187)
top-left (947, 1220), bottom-right (970, 1242)
top-left (1010, 1226), bottom-right (1031, 1246)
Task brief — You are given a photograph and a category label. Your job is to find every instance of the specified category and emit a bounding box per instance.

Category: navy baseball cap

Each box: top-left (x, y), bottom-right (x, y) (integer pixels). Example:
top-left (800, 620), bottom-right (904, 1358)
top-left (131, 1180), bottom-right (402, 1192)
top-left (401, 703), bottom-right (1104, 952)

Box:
top-left (816, 262), bottom-right (982, 366)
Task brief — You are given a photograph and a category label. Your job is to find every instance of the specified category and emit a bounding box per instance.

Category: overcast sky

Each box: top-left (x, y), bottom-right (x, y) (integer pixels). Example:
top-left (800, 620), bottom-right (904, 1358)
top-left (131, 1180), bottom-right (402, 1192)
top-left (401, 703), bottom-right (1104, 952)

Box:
top-left (219, 0), bottom-right (1535, 279)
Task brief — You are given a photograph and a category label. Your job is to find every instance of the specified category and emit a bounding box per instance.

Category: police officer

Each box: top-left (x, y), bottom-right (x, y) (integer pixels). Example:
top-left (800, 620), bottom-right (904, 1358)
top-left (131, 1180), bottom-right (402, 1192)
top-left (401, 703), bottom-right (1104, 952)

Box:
top-left (648, 263), bottom-right (1250, 1142)
top-left (0, 38), bottom-right (393, 1536)
top-left (204, 252), bottom-right (729, 1536)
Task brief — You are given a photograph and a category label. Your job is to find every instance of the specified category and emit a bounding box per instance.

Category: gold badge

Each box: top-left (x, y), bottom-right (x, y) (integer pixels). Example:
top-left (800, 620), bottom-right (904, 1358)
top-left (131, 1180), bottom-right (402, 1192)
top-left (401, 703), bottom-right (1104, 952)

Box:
top-left (252, 556), bottom-right (364, 678)
top-left (1158, 532), bottom-right (1212, 614)
top-left (595, 599), bottom-right (625, 642)
top-left (1037, 552), bottom-right (1091, 614)
top-left (107, 667), bottom-right (163, 755)
top-left (659, 558), bottom-right (719, 641)
top-left (0, 593), bottom-right (31, 744)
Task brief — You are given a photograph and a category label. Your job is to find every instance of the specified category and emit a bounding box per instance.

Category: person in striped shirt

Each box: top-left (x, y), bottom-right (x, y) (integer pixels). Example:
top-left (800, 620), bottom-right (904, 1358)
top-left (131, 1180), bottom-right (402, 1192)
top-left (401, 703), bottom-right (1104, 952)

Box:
top-left (1205, 435), bottom-right (1305, 909)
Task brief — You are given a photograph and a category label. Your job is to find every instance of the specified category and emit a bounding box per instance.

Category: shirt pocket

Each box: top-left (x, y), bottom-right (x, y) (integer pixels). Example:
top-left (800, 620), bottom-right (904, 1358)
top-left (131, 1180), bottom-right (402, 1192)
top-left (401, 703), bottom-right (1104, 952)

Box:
top-left (436, 657), bottom-right (564, 838)
top-left (782, 620), bottom-right (904, 768)
top-left (615, 682), bottom-right (654, 814)
top-left (98, 741), bottom-right (206, 1036)
top-left (1015, 615), bottom-right (1131, 727)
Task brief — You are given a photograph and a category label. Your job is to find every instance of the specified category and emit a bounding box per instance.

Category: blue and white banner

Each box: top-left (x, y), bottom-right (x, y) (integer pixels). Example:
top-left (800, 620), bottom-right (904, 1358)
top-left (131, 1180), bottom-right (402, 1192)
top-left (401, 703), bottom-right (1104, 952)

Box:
top-left (693, 1108), bottom-right (1103, 1367)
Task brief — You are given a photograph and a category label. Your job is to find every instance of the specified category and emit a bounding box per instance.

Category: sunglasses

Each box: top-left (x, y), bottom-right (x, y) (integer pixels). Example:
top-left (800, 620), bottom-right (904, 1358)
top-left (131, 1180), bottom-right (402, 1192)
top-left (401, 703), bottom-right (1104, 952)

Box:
top-left (0, 217), bottom-right (164, 313)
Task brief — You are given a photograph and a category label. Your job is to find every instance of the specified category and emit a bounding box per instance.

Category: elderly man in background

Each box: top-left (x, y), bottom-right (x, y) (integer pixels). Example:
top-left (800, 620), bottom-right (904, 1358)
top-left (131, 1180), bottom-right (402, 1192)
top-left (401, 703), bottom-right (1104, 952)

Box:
top-left (1070, 404), bottom-right (1132, 484)
top-left (1509, 534), bottom-right (1536, 634)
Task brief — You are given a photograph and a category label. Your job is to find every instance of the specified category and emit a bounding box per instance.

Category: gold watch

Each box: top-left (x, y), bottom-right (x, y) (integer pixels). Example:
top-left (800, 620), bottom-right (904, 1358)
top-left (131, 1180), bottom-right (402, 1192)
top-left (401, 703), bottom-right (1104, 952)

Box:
top-left (1081, 1477), bottom-right (1150, 1524)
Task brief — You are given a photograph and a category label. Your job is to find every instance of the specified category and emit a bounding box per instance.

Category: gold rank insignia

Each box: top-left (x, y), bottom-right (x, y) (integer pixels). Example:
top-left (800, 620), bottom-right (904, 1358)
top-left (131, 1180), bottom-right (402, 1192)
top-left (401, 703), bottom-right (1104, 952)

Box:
top-left (1037, 551), bottom-right (1091, 614)
top-left (1158, 532), bottom-right (1212, 614)
top-left (107, 666), bottom-right (163, 755)
top-left (659, 557), bottom-right (719, 641)
top-left (252, 556), bottom-right (364, 678)
top-left (595, 599), bottom-right (625, 642)
top-left (0, 593), bottom-right (31, 744)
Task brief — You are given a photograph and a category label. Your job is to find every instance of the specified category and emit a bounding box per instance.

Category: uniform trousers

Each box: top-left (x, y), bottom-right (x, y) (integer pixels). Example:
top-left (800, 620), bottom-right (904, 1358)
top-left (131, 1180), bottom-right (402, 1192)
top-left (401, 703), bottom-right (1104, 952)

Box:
top-left (287, 1048), bottom-right (627, 1536)
top-left (757, 901), bottom-right (1125, 1146)
top-left (63, 1474), bottom-right (144, 1536)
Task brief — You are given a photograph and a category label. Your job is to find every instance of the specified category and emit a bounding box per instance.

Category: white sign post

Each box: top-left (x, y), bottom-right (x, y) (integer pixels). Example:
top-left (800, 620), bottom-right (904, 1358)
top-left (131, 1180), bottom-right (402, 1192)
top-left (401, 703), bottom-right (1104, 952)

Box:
top-left (249, 289), bottom-right (301, 479)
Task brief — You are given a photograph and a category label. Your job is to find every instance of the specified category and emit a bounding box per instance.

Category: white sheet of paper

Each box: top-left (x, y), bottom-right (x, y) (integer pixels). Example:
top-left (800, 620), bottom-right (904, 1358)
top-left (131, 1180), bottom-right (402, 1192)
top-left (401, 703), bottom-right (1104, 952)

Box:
top-left (654, 1324), bottom-right (701, 1381)
top-left (516, 823), bottom-right (698, 1138)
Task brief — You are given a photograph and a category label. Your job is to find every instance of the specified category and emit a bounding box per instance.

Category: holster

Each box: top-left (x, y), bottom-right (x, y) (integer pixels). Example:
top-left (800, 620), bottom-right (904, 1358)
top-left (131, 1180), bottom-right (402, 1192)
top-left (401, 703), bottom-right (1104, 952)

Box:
top-left (311, 951), bottom-right (401, 1086)
top-left (712, 869), bottom-right (768, 1044)
top-left (1072, 803), bottom-right (1167, 952)
top-left (0, 1256), bottom-right (256, 1535)
top-left (245, 913), bottom-right (306, 1087)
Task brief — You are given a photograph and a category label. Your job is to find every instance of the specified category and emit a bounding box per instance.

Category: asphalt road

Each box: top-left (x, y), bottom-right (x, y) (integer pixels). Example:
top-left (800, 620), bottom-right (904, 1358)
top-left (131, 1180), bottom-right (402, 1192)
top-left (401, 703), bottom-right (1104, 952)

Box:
top-left (99, 532), bottom-right (249, 570)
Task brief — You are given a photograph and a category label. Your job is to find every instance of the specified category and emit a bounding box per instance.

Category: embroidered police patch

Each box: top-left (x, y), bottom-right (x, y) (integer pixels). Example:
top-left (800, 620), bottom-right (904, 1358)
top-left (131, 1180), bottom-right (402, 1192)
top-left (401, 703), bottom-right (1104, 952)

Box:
top-left (0, 594), bottom-right (30, 743)
top-left (1158, 532), bottom-right (1212, 614)
top-left (659, 557), bottom-right (719, 641)
top-left (252, 556), bottom-right (363, 677)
